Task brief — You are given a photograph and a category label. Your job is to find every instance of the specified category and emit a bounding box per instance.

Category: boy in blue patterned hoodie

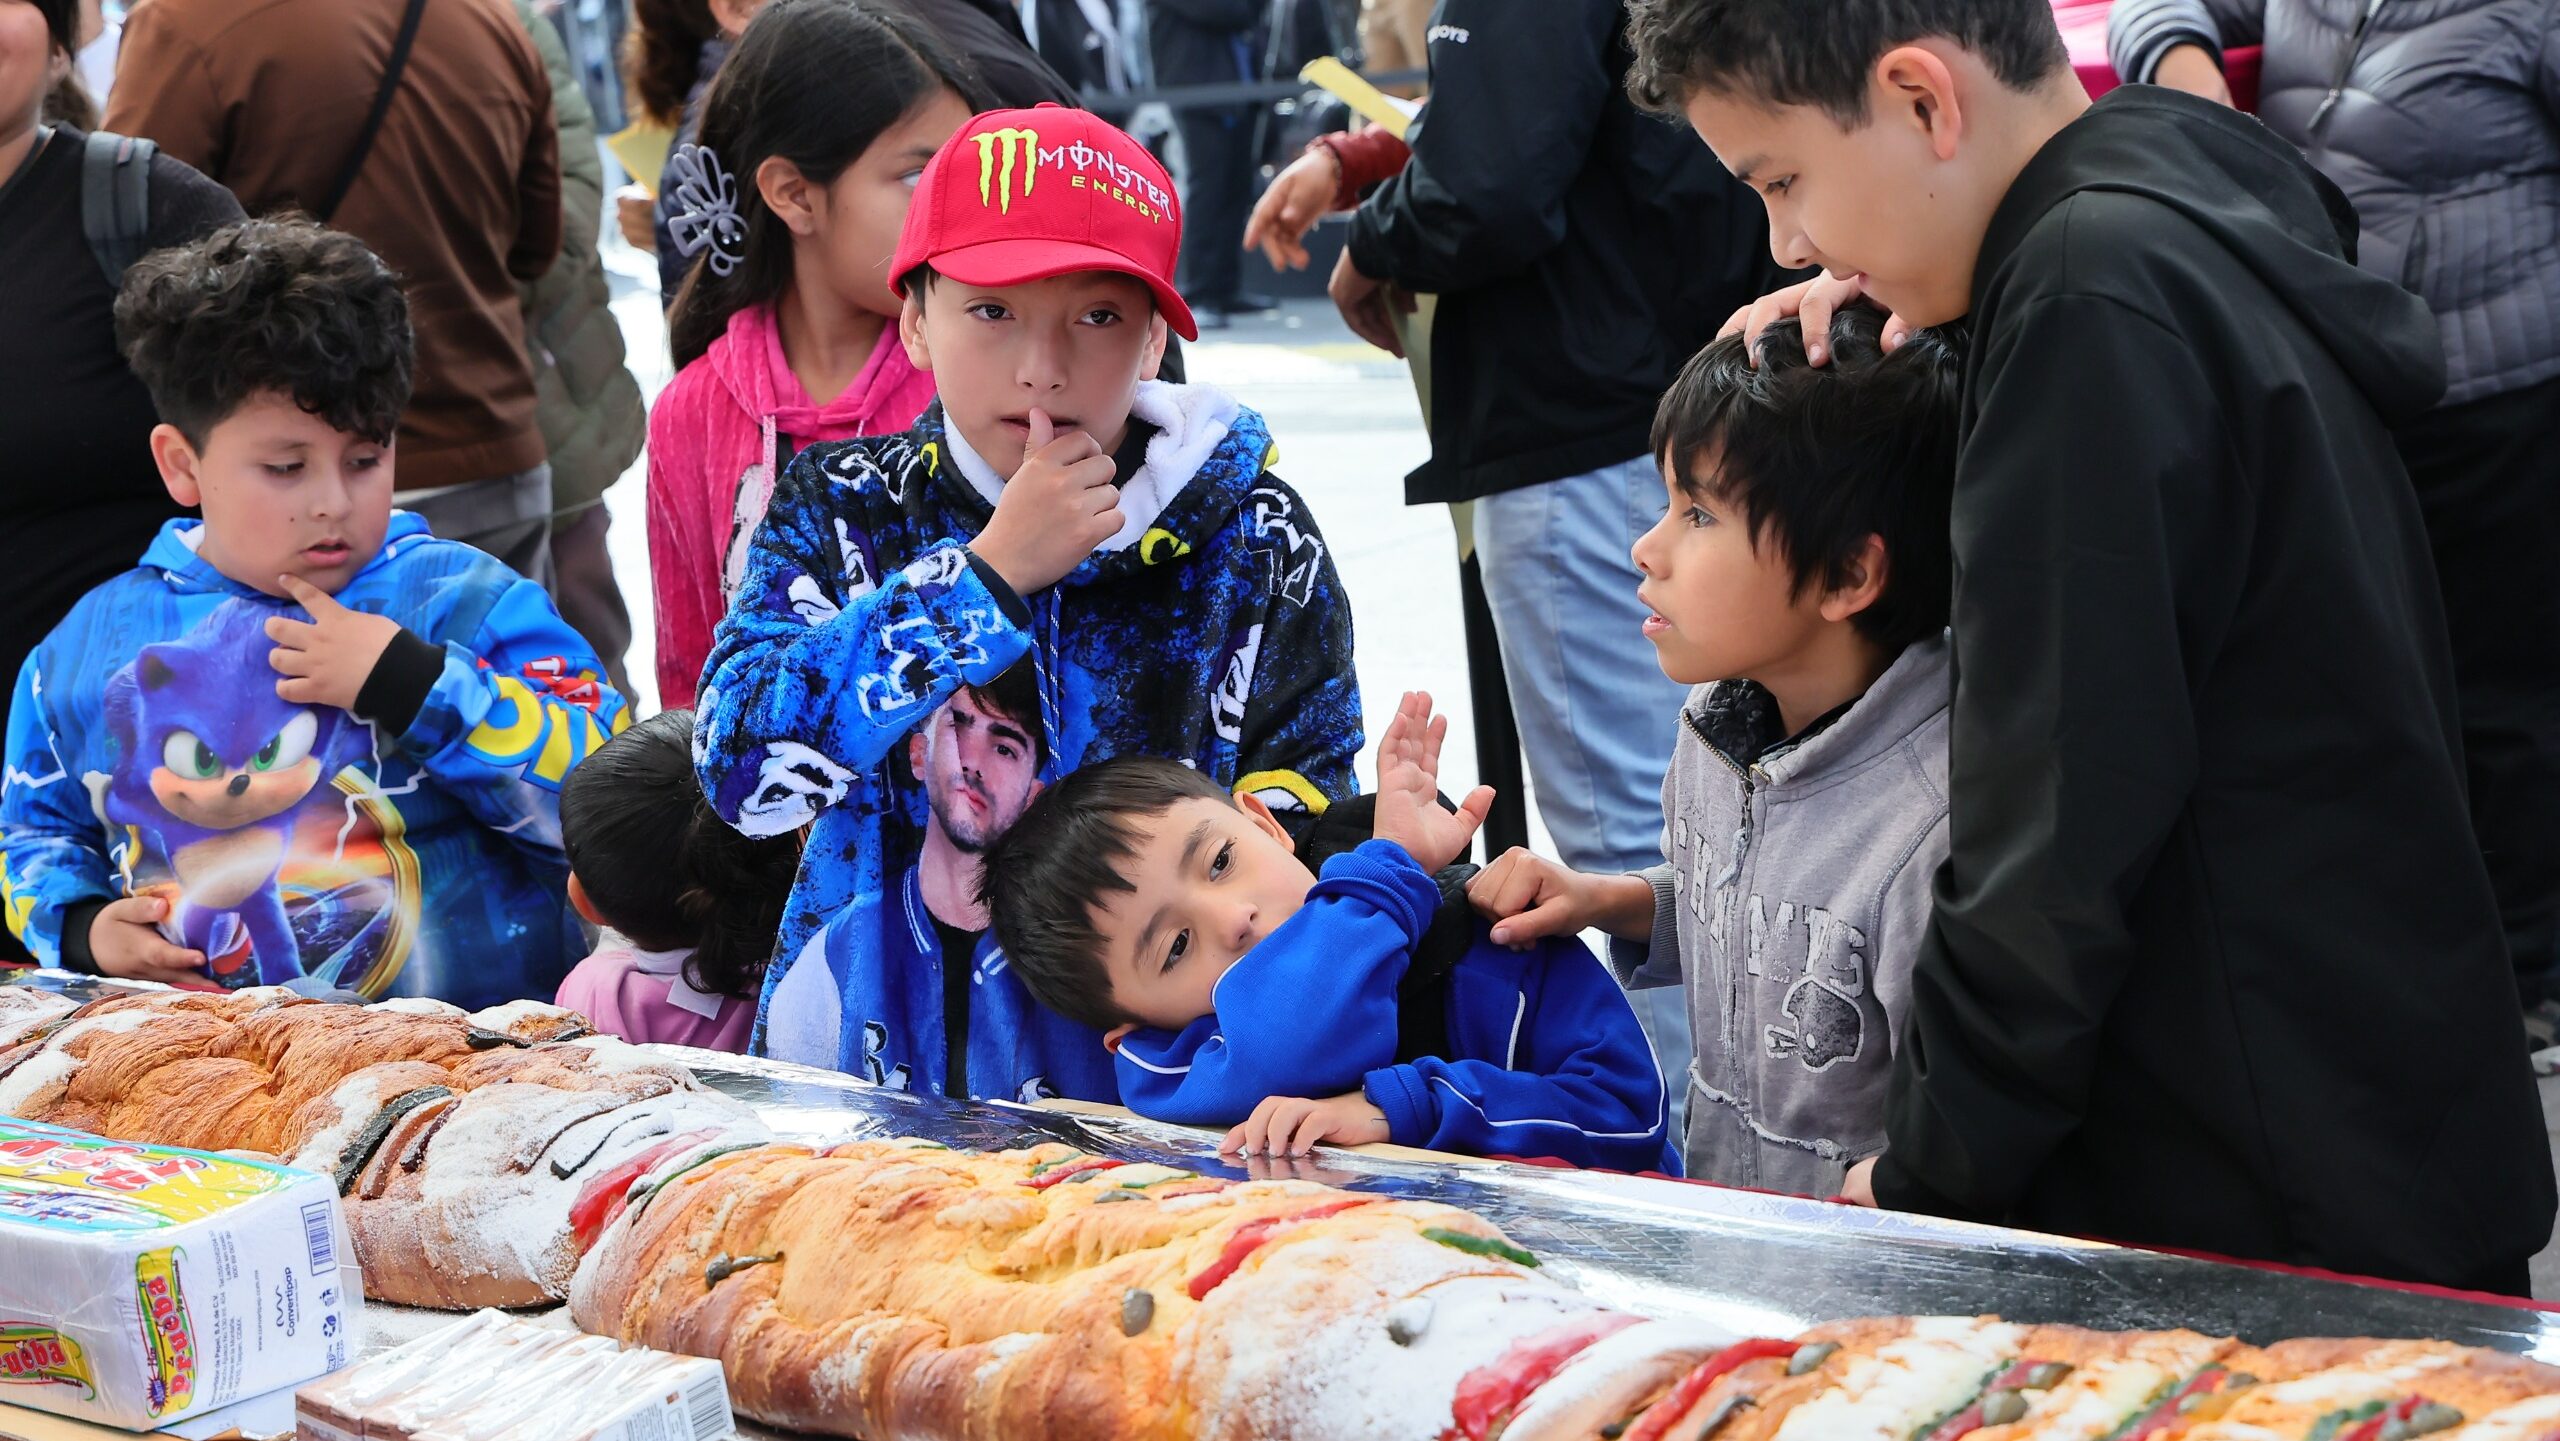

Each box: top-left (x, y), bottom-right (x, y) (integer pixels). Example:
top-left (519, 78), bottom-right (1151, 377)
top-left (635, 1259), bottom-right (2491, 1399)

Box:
top-left (695, 106), bottom-right (1360, 1099)
top-left (0, 219), bottom-right (626, 1008)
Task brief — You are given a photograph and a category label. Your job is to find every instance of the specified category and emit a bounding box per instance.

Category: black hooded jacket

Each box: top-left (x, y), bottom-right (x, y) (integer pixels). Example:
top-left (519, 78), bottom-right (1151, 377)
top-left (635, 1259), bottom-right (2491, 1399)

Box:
top-left (1872, 86), bottom-right (2555, 1291)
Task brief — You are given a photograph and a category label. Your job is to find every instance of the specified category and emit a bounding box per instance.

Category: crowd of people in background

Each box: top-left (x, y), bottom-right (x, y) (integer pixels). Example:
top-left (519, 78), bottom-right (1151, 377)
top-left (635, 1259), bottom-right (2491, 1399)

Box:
top-left (3, 0), bottom-right (2559, 1305)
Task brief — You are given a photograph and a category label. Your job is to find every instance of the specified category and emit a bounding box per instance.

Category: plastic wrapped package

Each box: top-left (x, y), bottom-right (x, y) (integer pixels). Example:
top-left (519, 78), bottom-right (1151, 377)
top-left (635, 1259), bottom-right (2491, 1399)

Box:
top-left (296, 1310), bottom-right (733, 1441)
top-left (0, 1119), bottom-right (364, 1431)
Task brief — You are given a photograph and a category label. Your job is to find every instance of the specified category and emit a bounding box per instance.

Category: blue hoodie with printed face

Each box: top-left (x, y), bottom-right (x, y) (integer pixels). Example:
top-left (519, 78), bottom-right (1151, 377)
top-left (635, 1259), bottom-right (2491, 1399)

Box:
top-left (696, 382), bottom-right (1362, 1102)
top-left (1, 513), bottom-right (628, 1007)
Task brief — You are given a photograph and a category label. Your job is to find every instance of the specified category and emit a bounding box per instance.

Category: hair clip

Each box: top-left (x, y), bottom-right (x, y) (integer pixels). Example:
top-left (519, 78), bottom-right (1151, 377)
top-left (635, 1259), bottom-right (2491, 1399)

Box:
top-left (666, 142), bottom-right (747, 277)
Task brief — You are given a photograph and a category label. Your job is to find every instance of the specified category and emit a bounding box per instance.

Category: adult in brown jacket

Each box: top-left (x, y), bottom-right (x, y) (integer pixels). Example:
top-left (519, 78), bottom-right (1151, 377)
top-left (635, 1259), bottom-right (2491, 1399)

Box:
top-left (106, 0), bottom-right (565, 581)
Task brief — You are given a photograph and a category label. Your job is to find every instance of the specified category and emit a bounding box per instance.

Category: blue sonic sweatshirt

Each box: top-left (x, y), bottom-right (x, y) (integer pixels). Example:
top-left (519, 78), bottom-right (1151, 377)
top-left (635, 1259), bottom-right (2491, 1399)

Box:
top-left (697, 381), bottom-right (1362, 1100)
top-left (1114, 839), bottom-right (1680, 1173)
top-left (0, 513), bottom-right (628, 1007)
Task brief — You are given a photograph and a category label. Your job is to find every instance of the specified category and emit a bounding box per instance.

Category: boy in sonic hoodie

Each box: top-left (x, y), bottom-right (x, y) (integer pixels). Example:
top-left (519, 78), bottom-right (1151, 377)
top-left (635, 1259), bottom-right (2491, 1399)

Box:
top-left (696, 106), bottom-right (1361, 1099)
top-left (1, 220), bottom-right (627, 1008)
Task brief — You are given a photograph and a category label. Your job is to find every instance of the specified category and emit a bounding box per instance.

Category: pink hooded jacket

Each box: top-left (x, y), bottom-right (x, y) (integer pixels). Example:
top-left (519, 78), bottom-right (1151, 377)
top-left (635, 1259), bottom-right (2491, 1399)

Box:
top-left (647, 303), bottom-right (938, 707)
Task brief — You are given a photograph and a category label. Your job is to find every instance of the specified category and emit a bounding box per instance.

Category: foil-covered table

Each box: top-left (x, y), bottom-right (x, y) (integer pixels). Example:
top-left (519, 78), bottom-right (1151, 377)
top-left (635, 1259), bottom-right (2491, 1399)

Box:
top-left (189, 1037), bottom-right (2560, 1439)
top-left (654, 1046), bottom-right (2560, 1364)
top-left (12, 977), bottom-right (2554, 1438)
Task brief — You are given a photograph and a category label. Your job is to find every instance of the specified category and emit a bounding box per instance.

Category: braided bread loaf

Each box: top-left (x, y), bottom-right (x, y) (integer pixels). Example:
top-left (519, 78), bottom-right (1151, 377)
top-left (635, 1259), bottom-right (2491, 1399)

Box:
top-left (0, 987), bottom-right (765, 1307)
top-left (569, 1138), bottom-right (1731, 1441)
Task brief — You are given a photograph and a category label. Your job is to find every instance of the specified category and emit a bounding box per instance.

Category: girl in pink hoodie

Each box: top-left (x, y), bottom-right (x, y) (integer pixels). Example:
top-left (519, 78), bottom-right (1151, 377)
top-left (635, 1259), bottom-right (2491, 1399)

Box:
top-left (647, 0), bottom-right (982, 707)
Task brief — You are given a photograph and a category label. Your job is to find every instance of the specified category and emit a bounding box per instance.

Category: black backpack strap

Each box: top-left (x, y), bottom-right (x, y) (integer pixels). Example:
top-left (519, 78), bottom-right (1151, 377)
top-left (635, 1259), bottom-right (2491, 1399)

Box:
top-left (80, 130), bottom-right (156, 288)
top-left (1392, 864), bottom-right (1481, 1066)
top-left (317, 0), bottom-right (430, 223)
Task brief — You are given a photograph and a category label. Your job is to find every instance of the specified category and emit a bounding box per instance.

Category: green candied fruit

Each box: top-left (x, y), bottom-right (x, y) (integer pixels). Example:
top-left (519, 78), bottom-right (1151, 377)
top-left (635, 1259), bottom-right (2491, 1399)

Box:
top-left (1420, 1226), bottom-right (1539, 1268)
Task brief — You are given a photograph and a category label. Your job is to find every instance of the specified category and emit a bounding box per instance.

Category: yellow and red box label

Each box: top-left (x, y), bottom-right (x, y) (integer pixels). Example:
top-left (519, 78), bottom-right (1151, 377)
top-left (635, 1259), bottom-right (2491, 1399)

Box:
top-left (0, 1321), bottom-right (94, 1399)
top-left (133, 1248), bottom-right (195, 1416)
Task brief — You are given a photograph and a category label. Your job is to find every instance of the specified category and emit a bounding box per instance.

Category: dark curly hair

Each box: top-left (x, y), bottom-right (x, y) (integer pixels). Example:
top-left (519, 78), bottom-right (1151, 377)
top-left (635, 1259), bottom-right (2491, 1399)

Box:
top-left (561, 709), bottom-right (802, 1001)
top-left (114, 217), bottom-right (414, 447)
top-left (1652, 305), bottom-right (1964, 655)
top-left (1624, 0), bottom-right (2069, 124)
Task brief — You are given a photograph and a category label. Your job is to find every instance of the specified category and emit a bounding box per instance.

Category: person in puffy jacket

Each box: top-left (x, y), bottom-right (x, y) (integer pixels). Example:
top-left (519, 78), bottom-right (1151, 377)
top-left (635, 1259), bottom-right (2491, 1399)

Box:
top-left (515, 0), bottom-right (646, 697)
top-left (2111, 0), bottom-right (2560, 1007)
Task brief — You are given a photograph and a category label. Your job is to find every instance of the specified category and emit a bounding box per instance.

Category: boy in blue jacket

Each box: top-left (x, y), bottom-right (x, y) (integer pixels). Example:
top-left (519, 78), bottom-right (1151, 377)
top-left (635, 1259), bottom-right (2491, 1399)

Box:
top-left (0, 219), bottom-right (626, 1007)
top-left (697, 106), bottom-right (1360, 1101)
top-left (982, 693), bottom-right (1676, 1171)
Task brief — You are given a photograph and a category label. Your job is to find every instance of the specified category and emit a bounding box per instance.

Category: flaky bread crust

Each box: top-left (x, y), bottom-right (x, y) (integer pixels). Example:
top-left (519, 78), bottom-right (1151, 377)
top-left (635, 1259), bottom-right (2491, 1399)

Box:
top-left (2180, 1339), bottom-right (2560, 1437)
top-left (0, 990), bottom-right (749, 1309)
top-left (572, 1141), bottom-right (1546, 1441)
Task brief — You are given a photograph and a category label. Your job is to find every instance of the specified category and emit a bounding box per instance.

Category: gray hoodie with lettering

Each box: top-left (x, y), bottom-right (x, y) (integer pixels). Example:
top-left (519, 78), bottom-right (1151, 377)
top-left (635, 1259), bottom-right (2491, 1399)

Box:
top-left (1616, 636), bottom-right (1951, 1197)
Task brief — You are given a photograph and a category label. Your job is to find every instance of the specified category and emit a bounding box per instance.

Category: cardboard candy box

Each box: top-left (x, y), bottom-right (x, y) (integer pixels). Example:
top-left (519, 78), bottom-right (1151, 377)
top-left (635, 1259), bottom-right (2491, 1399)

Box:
top-left (0, 1120), bottom-right (363, 1431)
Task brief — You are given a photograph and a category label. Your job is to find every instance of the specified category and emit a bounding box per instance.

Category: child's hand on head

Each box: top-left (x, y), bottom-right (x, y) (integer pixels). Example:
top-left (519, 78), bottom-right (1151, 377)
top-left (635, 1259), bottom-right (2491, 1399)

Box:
top-left (265, 575), bottom-right (404, 714)
top-left (86, 896), bottom-right (208, 984)
top-left (1721, 274), bottom-right (1911, 365)
top-left (1373, 691), bottom-right (1494, 873)
top-left (970, 408), bottom-right (1124, 596)
top-left (1219, 1092), bottom-right (1389, 1157)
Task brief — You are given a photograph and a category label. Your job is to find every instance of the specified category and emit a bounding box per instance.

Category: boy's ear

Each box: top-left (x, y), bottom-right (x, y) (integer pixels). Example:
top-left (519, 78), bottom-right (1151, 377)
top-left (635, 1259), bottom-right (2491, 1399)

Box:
top-left (150, 424), bottom-right (205, 510)
top-left (755, 156), bottom-right (821, 237)
top-left (1234, 791), bottom-right (1296, 853)
top-left (1139, 312), bottom-right (1169, 383)
top-left (566, 873), bottom-right (607, 930)
top-left (1873, 42), bottom-right (1967, 163)
top-left (1821, 534), bottom-right (1893, 623)
top-left (898, 288), bottom-right (934, 373)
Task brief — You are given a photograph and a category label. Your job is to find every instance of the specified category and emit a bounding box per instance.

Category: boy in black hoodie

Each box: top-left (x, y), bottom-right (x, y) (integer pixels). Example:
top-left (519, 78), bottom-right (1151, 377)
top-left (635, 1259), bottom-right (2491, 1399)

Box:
top-left (1624, 0), bottom-right (2554, 1293)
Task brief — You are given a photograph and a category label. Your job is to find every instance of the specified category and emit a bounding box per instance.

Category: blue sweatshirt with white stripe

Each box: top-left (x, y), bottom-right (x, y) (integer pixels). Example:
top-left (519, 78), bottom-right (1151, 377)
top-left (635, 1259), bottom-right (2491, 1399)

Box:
top-left (1113, 839), bottom-right (1679, 1173)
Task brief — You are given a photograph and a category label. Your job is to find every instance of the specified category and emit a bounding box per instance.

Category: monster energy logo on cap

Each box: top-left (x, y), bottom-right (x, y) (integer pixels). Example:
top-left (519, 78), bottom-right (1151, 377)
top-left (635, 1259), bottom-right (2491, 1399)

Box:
top-left (974, 127), bottom-right (1039, 213)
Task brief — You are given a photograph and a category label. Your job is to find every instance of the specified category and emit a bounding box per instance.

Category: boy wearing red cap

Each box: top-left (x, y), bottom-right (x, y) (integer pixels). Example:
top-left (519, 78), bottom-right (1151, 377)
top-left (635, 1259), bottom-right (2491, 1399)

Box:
top-left (694, 106), bottom-right (1363, 1101)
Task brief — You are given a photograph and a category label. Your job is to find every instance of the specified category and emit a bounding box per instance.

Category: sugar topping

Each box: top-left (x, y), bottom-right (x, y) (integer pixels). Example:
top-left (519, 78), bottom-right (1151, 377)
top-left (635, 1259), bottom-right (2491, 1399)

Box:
top-left (0, 1010), bottom-right (154, 1116)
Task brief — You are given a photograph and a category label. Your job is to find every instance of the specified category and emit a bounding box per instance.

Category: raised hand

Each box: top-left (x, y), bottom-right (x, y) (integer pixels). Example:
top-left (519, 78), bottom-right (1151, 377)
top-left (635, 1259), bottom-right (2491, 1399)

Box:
top-left (1373, 690), bottom-right (1494, 873)
top-left (970, 408), bottom-right (1124, 595)
top-left (266, 575), bottom-right (403, 713)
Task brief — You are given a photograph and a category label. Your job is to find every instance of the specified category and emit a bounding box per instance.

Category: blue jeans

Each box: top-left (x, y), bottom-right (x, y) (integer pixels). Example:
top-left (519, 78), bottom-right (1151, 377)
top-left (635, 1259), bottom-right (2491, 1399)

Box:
top-left (1476, 456), bottom-right (1694, 1133)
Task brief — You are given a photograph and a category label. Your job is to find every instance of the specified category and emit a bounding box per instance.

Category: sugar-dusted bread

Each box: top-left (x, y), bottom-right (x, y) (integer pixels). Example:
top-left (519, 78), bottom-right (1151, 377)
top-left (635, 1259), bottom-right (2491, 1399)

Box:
top-left (570, 1138), bottom-right (1731, 1441)
top-left (1602, 1318), bottom-right (2560, 1441)
top-left (0, 989), bottom-right (764, 1307)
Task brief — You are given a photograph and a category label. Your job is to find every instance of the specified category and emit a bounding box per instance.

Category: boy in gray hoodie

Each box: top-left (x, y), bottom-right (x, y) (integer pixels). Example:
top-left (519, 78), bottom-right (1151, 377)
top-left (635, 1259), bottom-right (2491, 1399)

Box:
top-left (1470, 305), bottom-right (1961, 1194)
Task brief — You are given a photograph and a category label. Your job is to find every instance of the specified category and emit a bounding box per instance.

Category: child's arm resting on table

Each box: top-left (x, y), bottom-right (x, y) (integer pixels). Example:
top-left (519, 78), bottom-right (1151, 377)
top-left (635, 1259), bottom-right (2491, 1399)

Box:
top-left (693, 448), bottom-right (1033, 838)
top-left (1361, 938), bottom-right (1675, 1173)
top-left (1113, 839), bottom-right (1442, 1125)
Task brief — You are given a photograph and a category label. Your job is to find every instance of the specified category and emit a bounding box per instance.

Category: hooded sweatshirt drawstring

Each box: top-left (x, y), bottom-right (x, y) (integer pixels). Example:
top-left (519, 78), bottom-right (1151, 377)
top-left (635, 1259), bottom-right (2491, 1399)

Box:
top-left (1033, 588), bottom-right (1066, 783)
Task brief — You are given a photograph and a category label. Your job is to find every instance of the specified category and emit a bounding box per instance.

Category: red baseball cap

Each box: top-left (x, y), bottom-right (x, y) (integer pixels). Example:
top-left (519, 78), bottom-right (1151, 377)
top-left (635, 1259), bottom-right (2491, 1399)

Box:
top-left (890, 104), bottom-right (1197, 341)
